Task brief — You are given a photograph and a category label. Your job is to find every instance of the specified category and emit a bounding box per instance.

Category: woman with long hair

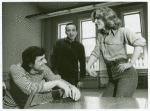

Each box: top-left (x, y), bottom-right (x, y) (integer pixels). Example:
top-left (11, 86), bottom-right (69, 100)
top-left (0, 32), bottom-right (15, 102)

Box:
top-left (86, 7), bottom-right (146, 97)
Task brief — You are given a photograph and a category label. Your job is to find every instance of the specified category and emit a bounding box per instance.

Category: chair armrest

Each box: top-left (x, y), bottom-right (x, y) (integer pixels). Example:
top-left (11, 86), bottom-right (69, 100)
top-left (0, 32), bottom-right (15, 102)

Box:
top-left (24, 89), bottom-right (64, 109)
top-left (24, 93), bottom-right (35, 109)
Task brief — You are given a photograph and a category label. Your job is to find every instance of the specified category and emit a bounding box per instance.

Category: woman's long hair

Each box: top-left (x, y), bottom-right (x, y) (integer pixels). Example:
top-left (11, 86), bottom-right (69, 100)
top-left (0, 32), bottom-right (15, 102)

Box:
top-left (91, 7), bottom-right (122, 30)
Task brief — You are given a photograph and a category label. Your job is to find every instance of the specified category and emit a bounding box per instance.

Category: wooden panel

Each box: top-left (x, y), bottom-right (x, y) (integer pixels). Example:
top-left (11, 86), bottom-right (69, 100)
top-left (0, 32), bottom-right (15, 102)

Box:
top-left (99, 77), bottom-right (109, 87)
top-left (137, 75), bottom-right (148, 89)
top-left (83, 76), bottom-right (99, 88)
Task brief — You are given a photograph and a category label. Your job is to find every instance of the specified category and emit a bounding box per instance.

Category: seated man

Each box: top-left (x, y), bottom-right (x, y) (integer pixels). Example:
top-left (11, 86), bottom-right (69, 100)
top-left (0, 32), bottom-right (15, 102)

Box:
top-left (3, 46), bottom-right (80, 109)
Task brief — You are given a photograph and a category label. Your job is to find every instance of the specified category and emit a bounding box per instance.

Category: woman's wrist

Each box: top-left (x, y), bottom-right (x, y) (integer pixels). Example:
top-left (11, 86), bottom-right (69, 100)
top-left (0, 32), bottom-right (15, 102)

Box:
top-left (128, 60), bottom-right (134, 66)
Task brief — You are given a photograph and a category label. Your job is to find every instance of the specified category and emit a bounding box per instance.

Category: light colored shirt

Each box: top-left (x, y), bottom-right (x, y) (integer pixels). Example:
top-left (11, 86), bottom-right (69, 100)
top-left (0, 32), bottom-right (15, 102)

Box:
top-left (91, 27), bottom-right (146, 61)
top-left (3, 63), bottom-right (61, 108)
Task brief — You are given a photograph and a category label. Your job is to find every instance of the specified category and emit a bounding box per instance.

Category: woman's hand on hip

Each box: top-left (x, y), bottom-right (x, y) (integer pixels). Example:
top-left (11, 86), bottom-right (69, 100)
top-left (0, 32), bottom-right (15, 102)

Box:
top-left (117, 63), bottom-right (132, 73)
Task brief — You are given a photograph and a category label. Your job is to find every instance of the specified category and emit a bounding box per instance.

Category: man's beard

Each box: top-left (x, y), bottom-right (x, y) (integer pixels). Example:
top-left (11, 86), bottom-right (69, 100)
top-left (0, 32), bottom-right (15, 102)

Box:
top-left (34, 66), bottom-right (45, 74)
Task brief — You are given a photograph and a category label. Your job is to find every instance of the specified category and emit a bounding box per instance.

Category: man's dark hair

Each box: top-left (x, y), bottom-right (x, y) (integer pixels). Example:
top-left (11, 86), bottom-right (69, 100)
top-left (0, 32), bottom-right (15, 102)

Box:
top-left (65, 23), bottom-right (78, 30)
top-left (22, 46), bottom-right (45, 72)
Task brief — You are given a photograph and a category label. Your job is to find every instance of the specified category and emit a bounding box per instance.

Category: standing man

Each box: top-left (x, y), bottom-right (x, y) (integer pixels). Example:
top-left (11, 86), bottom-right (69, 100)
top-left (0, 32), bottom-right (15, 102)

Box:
top-left (49, 23), bottom-right (86, 88)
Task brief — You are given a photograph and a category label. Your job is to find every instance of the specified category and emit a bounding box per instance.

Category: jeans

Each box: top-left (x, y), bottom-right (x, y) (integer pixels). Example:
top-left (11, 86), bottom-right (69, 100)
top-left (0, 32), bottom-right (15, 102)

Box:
top-left (102, 58), bottom-right (138, 97)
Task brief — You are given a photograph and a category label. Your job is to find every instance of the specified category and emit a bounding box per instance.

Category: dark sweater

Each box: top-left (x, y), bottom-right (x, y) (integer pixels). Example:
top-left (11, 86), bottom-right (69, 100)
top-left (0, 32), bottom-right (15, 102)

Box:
top-left (50, 38), bottom-right (86, 81)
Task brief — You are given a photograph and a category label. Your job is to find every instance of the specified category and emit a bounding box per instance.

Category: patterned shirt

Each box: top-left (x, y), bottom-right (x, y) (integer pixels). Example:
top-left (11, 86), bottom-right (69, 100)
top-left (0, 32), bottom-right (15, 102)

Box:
top-left (91, 27), bottom-right (146, 61)
top-left (3, 63), bottom-right (61, 109)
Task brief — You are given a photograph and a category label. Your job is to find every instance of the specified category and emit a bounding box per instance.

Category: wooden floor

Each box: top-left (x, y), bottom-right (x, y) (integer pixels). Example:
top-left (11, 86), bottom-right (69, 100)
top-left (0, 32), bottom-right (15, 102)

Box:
top-left (81, 88), bottom-right (148, 98)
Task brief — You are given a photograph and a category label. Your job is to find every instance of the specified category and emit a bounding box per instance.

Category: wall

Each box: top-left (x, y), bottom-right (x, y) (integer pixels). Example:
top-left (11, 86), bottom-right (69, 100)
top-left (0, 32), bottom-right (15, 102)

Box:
top-left (42, 18), bottom-right (52, 64)
top-left (2, 2), bottom-right (42, 77)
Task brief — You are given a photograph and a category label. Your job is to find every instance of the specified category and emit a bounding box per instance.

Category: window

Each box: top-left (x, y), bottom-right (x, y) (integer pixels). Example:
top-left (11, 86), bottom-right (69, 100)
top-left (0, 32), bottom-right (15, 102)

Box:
top-left (81, 20), bottom-right (96, 56)
top-left (123, 12), bottom-right (143, 54)
top-left (58, 22), bottom-right (72, 39)
top-left (80, 19), bottom-right (99, 70)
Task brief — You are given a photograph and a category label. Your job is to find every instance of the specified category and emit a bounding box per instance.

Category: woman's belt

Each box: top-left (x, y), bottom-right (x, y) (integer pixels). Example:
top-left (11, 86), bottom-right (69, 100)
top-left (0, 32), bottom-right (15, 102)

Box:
top-left (104, 58), bottom-right (128, 68)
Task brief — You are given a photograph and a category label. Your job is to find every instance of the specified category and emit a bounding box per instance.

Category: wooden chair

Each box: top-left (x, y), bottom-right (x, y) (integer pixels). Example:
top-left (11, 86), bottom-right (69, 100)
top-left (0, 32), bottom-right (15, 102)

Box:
top-left (24, 89), bottom-right (64, 109)
top-left (3, 81), bottom-right (6, 97)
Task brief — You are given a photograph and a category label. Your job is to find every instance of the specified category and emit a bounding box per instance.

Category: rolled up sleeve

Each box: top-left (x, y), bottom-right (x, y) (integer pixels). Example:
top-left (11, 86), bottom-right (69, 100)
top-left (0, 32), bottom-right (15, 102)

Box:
top-left (123, 28), bottom-right (146, 47)
top-left (10, 65), bottom-right (45, 95)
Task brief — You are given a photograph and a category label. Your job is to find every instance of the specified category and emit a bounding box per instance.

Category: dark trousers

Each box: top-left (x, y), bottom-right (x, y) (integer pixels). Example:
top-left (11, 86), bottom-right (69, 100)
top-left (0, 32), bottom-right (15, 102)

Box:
top-left (52, 76), bottom-right (78, 91)
top-left (62, 76), bottom-right (78, 87)
top-left (102, 58), bottom-right (138, 97)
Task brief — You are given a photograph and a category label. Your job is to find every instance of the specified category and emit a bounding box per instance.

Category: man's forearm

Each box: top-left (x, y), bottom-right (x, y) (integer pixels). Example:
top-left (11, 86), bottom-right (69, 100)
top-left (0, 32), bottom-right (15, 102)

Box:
top-left (59, 79), bottom-right (74, 88)
top-left (43, 80), bottom-right (59, 92)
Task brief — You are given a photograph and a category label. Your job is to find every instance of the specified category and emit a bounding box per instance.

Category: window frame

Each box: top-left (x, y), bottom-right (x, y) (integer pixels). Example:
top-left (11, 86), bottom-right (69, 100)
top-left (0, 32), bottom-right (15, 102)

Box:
top-left (79, 18), bottom-right (97, 57)
top-left (79, 17), bottom-right (100, 71)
